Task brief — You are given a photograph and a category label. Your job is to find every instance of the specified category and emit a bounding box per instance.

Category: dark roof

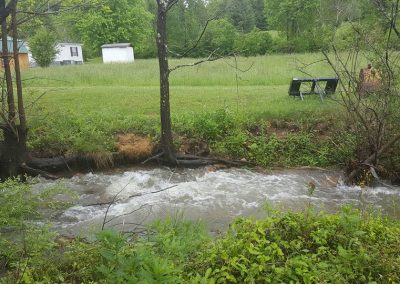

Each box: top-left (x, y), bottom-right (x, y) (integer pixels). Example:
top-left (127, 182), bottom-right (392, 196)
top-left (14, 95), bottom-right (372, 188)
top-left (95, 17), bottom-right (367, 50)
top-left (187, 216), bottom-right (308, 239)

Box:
top-left (58, 43), bottom-right (82, 46)
top-left (0, 36), bottom-right (28, 53)
top-left (101, 43), bottom-right (132, 48)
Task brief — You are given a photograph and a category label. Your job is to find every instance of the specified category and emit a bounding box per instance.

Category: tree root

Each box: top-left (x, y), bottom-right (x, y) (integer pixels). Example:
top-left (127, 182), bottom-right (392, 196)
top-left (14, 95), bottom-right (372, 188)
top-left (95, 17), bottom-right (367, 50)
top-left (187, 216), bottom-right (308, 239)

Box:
top-left (20, 163), bottom-right (58, 180)
top-left (142, 151), bottom-right (251, 167)
top-left (175, 153), bottom-right (252, 166)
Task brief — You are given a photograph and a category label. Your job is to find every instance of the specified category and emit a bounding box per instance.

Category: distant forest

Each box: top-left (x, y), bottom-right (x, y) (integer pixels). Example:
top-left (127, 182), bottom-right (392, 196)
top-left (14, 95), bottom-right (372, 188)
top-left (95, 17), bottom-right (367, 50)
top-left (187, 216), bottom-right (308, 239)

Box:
top-left (22, 0), bottom-right (399, 58)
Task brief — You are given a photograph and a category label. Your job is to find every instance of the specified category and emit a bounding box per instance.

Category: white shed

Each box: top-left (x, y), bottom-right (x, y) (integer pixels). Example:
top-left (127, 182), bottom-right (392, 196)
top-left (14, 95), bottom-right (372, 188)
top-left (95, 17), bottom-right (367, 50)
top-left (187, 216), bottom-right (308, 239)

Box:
top-left (54, 43), bottom-right (83, 65)
top-left (101, 43), bottom-right (134, 64)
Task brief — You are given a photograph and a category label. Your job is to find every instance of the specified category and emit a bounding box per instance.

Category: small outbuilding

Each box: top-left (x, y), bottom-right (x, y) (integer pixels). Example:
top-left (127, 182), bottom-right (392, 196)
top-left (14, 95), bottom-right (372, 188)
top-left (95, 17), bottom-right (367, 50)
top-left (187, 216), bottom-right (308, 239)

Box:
top-left (54, 43), bottom-right (83, 65)
top-left (0, 36), bottom-right (29, 70)
top-left (101, 43), bottom-right (134, 64)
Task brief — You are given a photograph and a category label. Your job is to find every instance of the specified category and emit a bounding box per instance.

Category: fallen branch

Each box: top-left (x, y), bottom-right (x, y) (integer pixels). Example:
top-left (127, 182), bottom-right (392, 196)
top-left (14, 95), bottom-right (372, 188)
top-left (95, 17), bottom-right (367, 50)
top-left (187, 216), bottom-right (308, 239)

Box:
top-left (345, 134), bottom-right (400, 184)
top-left (20, 163), bottom-right (58, 180)
top-left (175, 153), bottom-right (253, 166)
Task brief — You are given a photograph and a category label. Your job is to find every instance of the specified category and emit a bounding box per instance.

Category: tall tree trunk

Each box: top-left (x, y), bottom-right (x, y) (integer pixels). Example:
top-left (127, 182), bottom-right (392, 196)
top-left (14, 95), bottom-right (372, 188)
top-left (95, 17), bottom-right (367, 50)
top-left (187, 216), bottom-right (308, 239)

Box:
top-left (156, 1), bottom-right (177, 164)
top-left (12, 0), bottom-right (26, 132)
top-left (0, 125), bottom-right (27, 179)
top-left (1, 0), bottom-right (15, 124)
top-left (0, 0), bottom-right (27, 178)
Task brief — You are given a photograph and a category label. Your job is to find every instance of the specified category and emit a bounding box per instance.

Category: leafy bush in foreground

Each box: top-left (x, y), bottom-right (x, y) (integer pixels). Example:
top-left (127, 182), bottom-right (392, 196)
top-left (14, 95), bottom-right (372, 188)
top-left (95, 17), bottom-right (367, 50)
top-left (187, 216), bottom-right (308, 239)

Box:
top-left (1, 178), bottom-right (399, 283)
top-left (191, 207), bottom-right (400, 283)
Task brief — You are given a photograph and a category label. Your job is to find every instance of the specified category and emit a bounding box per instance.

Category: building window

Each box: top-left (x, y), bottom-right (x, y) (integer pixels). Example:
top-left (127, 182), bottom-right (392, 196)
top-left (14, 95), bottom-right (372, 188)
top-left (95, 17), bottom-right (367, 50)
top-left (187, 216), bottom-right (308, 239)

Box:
top-left (70, 46), bottom-right (78, 57)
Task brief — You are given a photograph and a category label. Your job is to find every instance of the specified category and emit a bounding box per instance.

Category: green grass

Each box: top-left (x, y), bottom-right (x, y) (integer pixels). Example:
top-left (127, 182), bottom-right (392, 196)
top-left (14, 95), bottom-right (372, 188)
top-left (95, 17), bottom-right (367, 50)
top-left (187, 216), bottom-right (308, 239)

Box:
top-left (24, 53), bottom-right (334, 87)
top-left (21, 53), bottom-right (343, 155)
top-left (23, 53), bottom-right (338, 118)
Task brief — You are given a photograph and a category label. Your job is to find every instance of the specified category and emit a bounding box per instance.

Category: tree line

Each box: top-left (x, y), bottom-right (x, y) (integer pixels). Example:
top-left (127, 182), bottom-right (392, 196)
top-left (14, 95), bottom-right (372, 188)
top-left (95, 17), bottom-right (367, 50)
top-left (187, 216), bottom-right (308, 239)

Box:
top-left (25, 0), bottom-right (397, 61)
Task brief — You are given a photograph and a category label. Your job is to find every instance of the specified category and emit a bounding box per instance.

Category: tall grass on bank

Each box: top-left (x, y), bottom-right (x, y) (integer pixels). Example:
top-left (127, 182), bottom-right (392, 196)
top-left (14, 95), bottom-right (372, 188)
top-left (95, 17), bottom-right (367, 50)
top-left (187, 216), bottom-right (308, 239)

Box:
top-left (21, 53), bottom-right (347, 159)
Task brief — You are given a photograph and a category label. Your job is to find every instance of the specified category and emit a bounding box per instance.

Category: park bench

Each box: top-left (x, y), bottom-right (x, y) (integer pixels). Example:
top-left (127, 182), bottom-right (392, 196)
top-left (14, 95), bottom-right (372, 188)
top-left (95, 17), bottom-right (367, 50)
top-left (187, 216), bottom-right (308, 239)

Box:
top-left (288, 77), bottom-right (339, 101)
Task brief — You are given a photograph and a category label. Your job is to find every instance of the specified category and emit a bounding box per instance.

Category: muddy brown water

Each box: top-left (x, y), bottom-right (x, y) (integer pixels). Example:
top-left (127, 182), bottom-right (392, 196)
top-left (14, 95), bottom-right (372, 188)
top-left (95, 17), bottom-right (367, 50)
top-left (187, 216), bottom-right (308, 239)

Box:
top-left (34, 167), bottom-right (400, 236)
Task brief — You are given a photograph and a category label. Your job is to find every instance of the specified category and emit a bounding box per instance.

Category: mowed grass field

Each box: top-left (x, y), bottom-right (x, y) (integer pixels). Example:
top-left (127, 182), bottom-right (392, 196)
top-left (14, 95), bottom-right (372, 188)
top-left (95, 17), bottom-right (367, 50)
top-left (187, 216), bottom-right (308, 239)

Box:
top-left (21, 53), bottom-right (343, 154)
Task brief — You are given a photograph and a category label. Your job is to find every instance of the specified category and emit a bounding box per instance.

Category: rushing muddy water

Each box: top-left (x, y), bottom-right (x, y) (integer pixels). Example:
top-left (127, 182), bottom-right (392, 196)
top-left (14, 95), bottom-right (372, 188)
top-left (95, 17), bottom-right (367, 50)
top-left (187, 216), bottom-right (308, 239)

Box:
top-left (35, 167), bottom-right (400, 235)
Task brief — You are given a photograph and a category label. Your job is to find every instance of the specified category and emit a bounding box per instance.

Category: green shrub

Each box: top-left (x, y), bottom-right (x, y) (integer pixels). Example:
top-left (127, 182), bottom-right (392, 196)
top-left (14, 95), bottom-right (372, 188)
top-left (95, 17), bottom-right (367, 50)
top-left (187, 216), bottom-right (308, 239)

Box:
top-left (0, 179), bottom-right (72, 281)
top-left (93, 217), bottom-right (210, 284)
top-left (3, 202), bottom-right (399, 283)
top-left (199, 19), bottom-right (238, 56)
top-left (333, 22), bottom-right (362, 51)
top-left (29, 27), bottom-right (58, 67)
top-left (189, 108), bottom-right (238, 141)
top-left (192, 207), bottom-right (400, 283)
top-left (235, 28), bottom-right (273, 56)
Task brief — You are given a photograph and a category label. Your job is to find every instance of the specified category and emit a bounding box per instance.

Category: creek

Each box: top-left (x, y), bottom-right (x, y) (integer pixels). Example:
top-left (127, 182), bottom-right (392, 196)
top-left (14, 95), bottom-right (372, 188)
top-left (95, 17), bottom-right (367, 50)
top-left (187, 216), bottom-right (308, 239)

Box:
top-left (35, 167), bottom-right (400, 236)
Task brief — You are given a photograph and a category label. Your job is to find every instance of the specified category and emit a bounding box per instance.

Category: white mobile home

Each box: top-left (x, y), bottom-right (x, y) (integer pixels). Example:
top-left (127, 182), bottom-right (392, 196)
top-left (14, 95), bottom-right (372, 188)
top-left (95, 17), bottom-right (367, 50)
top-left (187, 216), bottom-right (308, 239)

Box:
top-left (54, 43), bottom-right (83, 65)
top-left (101, 43), bottom-right (134, 63)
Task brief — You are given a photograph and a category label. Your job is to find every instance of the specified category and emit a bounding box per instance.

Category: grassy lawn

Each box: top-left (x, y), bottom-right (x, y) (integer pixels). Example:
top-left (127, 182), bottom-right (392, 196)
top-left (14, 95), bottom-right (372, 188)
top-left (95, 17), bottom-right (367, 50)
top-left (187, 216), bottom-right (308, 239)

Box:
top-left (22, 53), bottom-right (344, 157)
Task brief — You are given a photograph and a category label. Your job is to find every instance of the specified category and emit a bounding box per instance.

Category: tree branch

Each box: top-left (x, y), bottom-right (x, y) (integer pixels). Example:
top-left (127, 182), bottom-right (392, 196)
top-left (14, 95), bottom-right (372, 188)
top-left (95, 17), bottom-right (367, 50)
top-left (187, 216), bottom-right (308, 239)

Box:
top-left (169, 49), bottom-right (220, 73)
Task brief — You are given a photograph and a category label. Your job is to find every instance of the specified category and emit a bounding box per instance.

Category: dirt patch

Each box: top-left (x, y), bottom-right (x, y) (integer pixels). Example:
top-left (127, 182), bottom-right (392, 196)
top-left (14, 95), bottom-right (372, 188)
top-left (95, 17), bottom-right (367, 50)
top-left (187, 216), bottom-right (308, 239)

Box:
top-left (179, 138), bottom-right (210, 156)
top-left (116, 133), bottom-right (154, 159)
top-left (270, 120), bottom-right (300, 139)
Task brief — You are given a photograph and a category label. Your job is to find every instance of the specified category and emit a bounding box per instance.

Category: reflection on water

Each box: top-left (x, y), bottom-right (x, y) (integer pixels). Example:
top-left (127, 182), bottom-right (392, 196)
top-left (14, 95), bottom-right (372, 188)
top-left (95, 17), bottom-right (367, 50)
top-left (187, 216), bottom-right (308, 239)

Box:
top-left (34, 167), bottom-right (400, 235)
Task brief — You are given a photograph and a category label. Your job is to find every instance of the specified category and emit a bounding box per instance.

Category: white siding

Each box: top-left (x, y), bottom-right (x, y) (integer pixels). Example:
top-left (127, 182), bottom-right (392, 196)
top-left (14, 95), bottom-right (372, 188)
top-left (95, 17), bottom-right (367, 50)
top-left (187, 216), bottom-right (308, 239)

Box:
top-left (102, 47), bottom-right (134, 63)
top-left (55, 44), bottom-right (83, 63)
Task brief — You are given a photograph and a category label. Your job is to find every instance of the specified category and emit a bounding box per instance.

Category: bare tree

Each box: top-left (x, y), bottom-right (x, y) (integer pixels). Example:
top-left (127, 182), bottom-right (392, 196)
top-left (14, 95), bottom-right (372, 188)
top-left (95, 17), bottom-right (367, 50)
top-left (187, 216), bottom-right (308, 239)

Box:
top-left (155, 0), bottom-right (247, 167)
top-left (156, 0), bottom-right (178, 165)
top-left (0, 0), bottom-right (92, 179)
top-left (323, 0), bottom-right (400, 184)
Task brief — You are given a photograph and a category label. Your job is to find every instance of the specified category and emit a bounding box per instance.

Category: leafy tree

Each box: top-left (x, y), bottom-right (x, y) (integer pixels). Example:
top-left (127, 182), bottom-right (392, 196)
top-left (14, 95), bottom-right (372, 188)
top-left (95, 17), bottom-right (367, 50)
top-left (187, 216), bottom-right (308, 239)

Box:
top-left (29, 27), bottom-right (58, 67)
top-left (200, 19), bottom-right (237, 55)
top-left (73, 0), bottom-right (153, 58)
top-left (211, 0), bottom-right (255, 33)
top-left (167, 0), bottom-right (208, 57)
top-left (0, 1), bottom-right (88, 178)
top-left (235, 28), bottom-right (272, 56)
top-left (333, 22), bottom-right (362, 51)
top-left (319, 0), bottom-right (363, 27)
top-left (249, 0), bottom-right (267, 30)
top-left (264, 0), bottom-right (319, 52)
top-left (225, 0), bottom-right (255, 32)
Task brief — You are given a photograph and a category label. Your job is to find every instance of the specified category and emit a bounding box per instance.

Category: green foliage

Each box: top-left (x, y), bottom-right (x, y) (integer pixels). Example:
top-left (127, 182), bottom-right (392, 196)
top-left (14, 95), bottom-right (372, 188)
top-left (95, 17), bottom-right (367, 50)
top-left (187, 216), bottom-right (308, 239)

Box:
top-left (235, 28), bottom-right (273, 56)
top-left (28, 109), bottom-right (117, 155)
top-left (333, 22), bottom-right (363, 51)
top-left (188, 108), bottom-right (237, 141)
top-left (0, 179), bottom-right (70, 227)
top-left (200, 19), bottom-right (237, 55)
top-left (29, 27), bottom-right (58, 67)
top-left (264, 0), bottom-right (320, 52)
top-left (73, 0), bottom-right (153, 58)
top-left (0, 179), bottom-right (40, 227)
top-left (23, 55), bottom-right (348, 166)
top-left (167, 0), bottom-right (209, 57)
top-left (93, 224), bottom-right (196, 283)
top-left (2, 202), bottom-right (400, 283)
top-left (222, 0), bottom-right (256, 33)
top-left (0, 179), bottom-right (72, 280)
top-left (2, 216), bottom-right (210, 283)
top-left (193, 207), bottom-right (400, 283)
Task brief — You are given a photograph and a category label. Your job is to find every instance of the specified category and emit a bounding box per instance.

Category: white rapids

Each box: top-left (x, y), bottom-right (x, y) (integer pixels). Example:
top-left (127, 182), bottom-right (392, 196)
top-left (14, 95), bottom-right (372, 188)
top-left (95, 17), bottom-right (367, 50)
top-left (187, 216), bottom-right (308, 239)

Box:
top-left (35, 167), bottom-right (400, 235)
